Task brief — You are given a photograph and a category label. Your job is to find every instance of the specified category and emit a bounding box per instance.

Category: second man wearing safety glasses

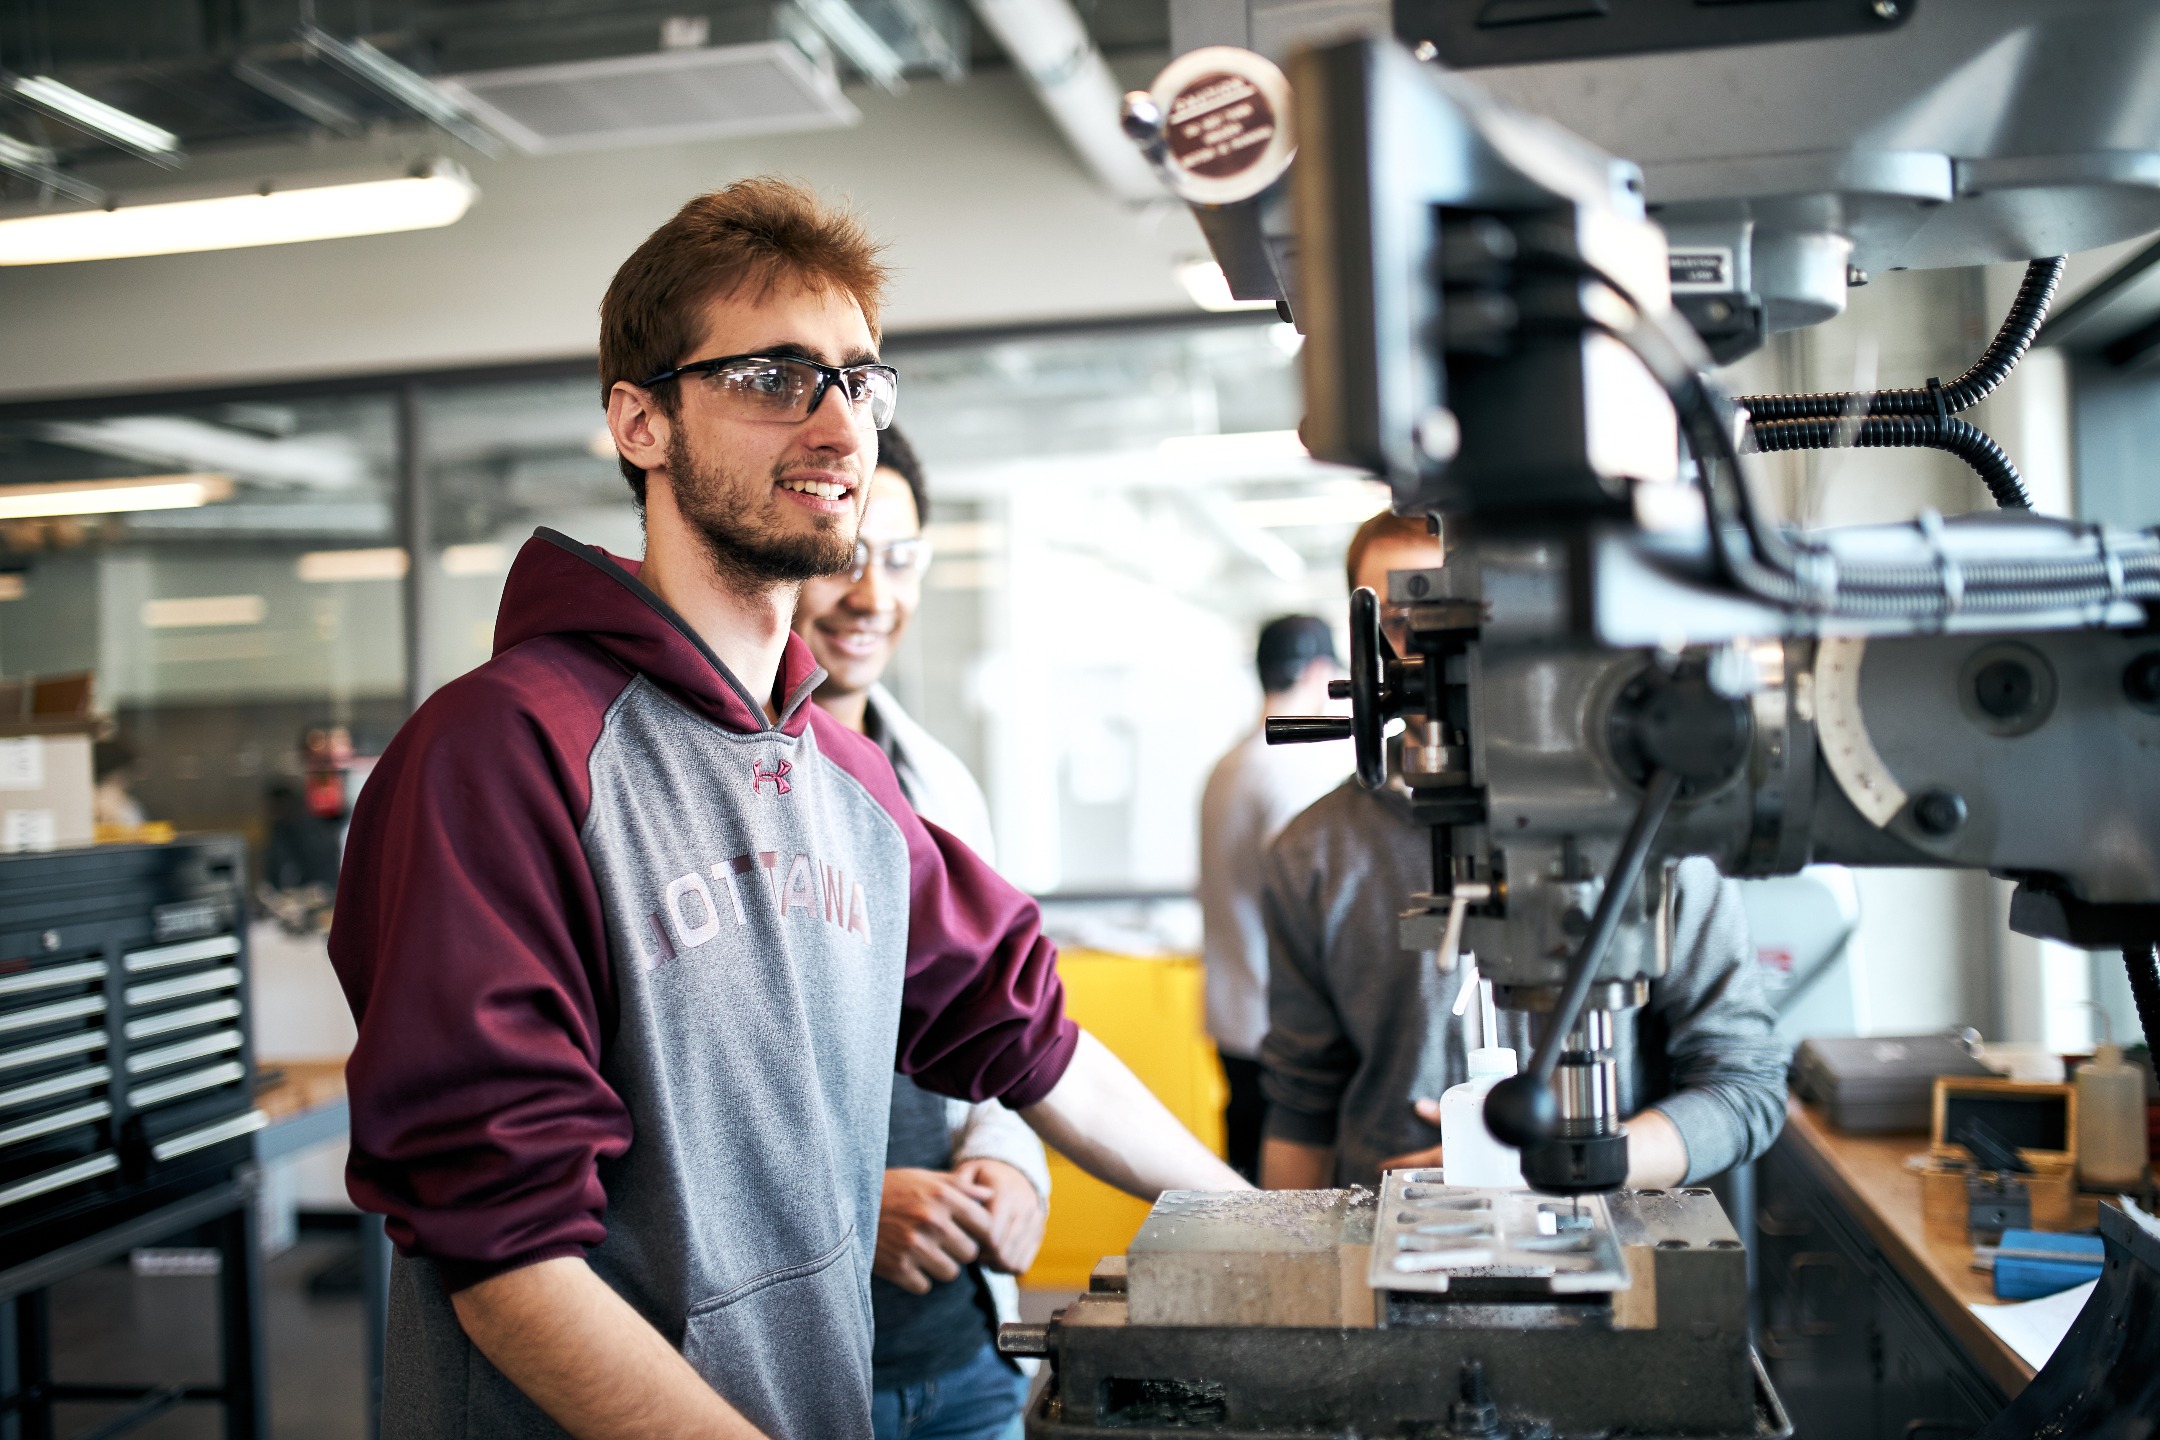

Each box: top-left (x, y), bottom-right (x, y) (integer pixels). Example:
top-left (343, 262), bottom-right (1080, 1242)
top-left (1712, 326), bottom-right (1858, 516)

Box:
top-left (331, 179), bottom-right (1245, 1440)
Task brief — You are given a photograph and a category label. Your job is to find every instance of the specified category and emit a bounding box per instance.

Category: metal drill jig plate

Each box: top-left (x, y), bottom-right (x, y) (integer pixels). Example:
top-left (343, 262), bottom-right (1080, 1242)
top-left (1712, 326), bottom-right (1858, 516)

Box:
top-left (1367, 1171), bottom-right (1631, 1295)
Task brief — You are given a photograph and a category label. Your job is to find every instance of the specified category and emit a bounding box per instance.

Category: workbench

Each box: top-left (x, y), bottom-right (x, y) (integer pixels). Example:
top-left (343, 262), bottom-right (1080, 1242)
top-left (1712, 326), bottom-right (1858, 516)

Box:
top-left (1755, 1097), bottom-right (2116, 1439)
top-left (252, 1060), bottom-right (389, 1440)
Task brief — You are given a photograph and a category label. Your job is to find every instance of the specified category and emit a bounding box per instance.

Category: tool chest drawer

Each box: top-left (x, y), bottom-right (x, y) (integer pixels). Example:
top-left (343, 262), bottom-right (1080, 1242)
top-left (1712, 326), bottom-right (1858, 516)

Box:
top-left (0, 836), bottom-right (254, 1263)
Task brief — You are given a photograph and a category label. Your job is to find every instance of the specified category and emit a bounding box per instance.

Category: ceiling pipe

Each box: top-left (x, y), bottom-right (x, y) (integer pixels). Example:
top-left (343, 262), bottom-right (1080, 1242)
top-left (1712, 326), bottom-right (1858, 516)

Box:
top-left (966, 0), bottom-right (1162, 203)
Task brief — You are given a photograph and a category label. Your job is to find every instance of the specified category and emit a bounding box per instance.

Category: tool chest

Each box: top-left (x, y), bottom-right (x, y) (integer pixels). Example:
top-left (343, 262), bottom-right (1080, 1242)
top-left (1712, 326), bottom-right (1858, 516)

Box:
top-left (0, 837), bottom-right (255, 1263)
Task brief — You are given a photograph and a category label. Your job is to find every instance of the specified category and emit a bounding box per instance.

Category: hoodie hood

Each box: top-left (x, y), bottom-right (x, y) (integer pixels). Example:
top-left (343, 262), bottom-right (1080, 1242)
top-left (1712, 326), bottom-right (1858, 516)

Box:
top-left (493, 527), bottom-right (825, 737)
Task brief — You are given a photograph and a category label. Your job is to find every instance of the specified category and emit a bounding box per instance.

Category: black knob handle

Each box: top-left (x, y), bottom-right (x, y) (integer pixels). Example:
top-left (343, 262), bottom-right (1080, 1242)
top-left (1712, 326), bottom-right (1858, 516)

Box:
top-left (1483, 1073), bottom-right (1557, 1149)
top-left (1266, 716), bottom-right (1355, 744)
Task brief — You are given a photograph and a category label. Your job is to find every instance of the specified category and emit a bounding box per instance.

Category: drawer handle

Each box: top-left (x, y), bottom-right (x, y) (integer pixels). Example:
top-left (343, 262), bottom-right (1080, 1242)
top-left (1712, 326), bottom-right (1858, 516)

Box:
top-left (150, 1108), bottom-right (266, 1162)
top-left (0, 1152), bottom-right (118, 1209)
top-left (123, 934), bottom-right (240, 973)
top-left (1788, 1251), bottom-right (1847, 1336)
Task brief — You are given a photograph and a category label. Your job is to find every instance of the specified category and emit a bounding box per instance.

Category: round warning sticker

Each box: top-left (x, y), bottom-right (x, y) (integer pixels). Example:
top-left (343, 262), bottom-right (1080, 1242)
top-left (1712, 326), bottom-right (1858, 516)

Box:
top-left (1166, 73), bottom-right (1276, 179)
top-left (1147, 47), bottom-right (1295, 206)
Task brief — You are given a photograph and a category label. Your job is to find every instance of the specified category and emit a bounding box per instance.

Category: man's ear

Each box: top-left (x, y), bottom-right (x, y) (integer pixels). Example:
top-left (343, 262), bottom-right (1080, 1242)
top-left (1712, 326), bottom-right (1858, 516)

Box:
top-left (607, 382), bottom-right (672, 479)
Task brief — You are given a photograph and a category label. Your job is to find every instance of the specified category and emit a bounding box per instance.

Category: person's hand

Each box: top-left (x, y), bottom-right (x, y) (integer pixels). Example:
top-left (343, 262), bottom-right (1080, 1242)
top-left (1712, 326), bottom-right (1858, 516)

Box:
top-left (1376, 1098), bottom-right (1447, 1174)
top-left (874, 1168), bottom-right (996, 1295)
top-left (953, 1157), bottom-right (1046, 1276)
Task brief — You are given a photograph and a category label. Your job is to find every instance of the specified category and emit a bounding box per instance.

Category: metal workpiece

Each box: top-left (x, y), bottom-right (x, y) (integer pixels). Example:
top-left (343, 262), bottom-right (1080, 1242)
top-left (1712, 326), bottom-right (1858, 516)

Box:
top-left (1366, 1174), bottom-right (1629, 1295)
top-left (1020, 1184), bottom-right (1772, 1438)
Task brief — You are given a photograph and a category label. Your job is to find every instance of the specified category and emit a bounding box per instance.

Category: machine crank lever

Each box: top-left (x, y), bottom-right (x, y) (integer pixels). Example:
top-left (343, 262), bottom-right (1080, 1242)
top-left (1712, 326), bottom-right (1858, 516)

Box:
top-left (1265, 716), bottom-right (1354, 743)
top-left (1437, 881), bottom-right (1491, 973)
top-left (1483, 769), bottom-right (1682, 1152)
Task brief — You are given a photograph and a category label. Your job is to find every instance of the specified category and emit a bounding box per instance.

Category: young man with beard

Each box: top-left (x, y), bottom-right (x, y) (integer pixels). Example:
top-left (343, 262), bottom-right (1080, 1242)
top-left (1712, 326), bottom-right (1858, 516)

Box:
top-left (330, 179), bottom-right (1245, 1440)
top-left (793, 426), bottom-right (1046, 1440)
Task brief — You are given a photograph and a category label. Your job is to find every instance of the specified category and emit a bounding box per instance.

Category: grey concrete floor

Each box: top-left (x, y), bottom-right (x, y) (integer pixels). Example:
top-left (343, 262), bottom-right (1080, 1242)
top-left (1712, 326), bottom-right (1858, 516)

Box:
top-left (42, 1236), bottom-right (366, 1440)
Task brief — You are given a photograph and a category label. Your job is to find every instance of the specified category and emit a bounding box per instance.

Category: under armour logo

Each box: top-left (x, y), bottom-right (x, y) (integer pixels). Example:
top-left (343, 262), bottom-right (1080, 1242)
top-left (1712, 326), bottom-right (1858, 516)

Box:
top-left (752, 759), bottom-right (793, 796)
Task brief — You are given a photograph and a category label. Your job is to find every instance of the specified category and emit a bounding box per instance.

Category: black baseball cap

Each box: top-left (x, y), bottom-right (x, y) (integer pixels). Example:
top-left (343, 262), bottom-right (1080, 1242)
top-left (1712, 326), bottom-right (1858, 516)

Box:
top-left (1256, 614), bottom-right (1338, 693)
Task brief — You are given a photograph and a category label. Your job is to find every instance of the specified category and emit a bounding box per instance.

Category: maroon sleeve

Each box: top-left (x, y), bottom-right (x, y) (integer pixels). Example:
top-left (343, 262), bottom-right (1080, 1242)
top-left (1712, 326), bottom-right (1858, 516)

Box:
top-left (811, 710), bottom-right (1080, 1108)
top-left (328, 639), bottom-right (630, 1291)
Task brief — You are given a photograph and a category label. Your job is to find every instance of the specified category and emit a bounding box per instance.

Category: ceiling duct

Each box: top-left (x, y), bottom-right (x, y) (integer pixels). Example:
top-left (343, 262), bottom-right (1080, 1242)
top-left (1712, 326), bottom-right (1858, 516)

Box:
top-left (439, 41), bottom-right (860, 154)
top-left (968, 0), bottom-right (1163, 203)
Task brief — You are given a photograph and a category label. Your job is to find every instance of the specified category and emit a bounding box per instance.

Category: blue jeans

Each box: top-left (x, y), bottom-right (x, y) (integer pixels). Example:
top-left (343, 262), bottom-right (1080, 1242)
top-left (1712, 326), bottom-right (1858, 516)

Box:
top-left (871, 1339), bottom-right (1030, 1440)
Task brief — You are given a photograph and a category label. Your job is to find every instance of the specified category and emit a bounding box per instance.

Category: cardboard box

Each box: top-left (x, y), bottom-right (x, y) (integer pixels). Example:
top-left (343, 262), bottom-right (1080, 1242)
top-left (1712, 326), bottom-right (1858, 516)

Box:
top-left (0, 731), bottom-right (94, 852)
top-left (0, 671), bottom-right (99, 853)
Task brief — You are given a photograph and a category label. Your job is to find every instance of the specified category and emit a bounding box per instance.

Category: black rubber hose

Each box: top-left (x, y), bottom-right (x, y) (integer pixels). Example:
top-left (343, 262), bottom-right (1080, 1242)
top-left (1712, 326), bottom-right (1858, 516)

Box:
top-left (1738, 257), bottom-right (2066, 422)
top-left (2126, 944), bottom-right (2160, 1058)
top-left (1750, 414), bottom-right (2033, 510)
top-left (1561, 252), bottom-right (2160, 615)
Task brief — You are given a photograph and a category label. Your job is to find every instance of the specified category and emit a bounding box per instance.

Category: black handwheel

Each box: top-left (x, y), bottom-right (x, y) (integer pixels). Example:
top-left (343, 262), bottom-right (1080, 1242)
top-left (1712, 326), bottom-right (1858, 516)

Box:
top-left (1347, 586), bottom-right (1389, 790)
top-left (1265, 586), bottom-right (1394, 782)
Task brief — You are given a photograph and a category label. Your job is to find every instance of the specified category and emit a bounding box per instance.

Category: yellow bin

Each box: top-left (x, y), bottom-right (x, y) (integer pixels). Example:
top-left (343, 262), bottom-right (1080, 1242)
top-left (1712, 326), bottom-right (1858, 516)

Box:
top-left (1020, 948), bottom-right (1228, 1292)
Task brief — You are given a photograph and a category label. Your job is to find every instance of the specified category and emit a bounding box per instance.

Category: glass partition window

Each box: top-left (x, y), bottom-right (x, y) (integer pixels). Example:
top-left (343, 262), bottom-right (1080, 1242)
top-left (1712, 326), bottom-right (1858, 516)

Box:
top-left (890, 321), bottom-right (1378, 894)
top-left (0, 398), bottom-right (404, 881)
top-left (2, 318), bottom-right (1378, 899)
top-left (414, 319), bottom-right (1380, 897)
top-left (420, 376), bottom-right (639, 687)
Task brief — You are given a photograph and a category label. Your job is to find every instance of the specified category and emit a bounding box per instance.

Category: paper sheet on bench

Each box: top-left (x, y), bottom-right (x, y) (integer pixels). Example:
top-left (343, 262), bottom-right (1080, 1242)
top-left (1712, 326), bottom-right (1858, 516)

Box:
top-left (1969, 1279), bottom-right (2097, 1371)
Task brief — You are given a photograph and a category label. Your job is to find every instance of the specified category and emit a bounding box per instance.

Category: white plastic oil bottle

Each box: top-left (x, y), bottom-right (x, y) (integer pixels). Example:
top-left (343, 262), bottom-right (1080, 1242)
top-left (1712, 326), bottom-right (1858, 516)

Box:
top-left (1442, 975), bottom-right (1525, 1187)
top-left (2077, 1009), bottom-right (2150, 1190)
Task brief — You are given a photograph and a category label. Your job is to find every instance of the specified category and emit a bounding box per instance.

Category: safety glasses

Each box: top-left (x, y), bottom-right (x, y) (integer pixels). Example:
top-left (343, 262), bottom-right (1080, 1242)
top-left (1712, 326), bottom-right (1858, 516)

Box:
top-left (639, 353), bottom-right (899, 430)
top-left (848, 536), bottom-right (931, 584)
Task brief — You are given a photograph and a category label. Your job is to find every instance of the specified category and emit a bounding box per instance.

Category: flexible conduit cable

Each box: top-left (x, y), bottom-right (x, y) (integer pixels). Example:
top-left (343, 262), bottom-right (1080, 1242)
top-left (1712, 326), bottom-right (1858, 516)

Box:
top-left (2126, 943), bottom-right (2160, 1058)
top-left (1750, 414), bottom-right (2033, 509)
top-left (1738, 258), bottom-right (2066, 421)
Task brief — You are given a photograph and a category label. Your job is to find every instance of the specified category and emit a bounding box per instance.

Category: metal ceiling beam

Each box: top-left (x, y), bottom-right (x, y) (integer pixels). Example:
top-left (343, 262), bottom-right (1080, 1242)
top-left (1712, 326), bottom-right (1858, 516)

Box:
top-left (0, 133), bottom-right (105, 205)
top-left (232, 59), bottom-right (365, 135)
top-left (295, 24), bottom-right (504, 156)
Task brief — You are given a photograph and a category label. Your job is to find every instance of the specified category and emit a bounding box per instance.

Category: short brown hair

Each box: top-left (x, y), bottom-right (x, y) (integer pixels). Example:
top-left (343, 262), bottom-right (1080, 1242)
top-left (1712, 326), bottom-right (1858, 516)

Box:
top-left (599, 177), bottom-right (890, 504)
top-left (1344, 509), bottom-right (1440, 589)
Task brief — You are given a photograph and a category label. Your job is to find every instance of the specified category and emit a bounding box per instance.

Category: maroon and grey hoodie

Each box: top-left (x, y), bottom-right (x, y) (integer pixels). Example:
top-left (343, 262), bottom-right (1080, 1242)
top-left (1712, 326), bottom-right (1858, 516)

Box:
top-left (328, 528), bottom-right (1079, 1439)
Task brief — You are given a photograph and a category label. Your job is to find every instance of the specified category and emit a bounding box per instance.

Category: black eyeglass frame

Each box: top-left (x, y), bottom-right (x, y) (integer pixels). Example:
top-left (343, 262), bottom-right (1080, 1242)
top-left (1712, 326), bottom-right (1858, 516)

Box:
top-left (637, 352), bottom-right (900, 429)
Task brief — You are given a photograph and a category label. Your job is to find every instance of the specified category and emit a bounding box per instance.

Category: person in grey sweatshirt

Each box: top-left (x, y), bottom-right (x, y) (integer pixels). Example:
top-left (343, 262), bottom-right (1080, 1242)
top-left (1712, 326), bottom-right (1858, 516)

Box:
top-left (1256, 517), bottom-right (1788, 1193)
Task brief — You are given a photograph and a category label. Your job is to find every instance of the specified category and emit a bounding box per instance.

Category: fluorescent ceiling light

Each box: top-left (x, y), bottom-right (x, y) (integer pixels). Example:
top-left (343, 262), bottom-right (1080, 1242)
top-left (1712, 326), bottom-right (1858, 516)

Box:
top-left (0, 473), bottom-right (232, 520)
top-left (142, 595), bottom-right (265, 629)
top-left (1233, 485), bottom-right (1392, 529)
top-left (1159, 430), bottom-right (1310, 466)
top-left (297, 547), bottom-right (408, 582)
top-left (0, 163), bottom-right (477, 266)
top-left (5, 75), bottom-right (183, 164)
top-left (919, 520), bottom-right (1005, 555)
top-left (926, 558), bottom-right (1003, 592)
top-left (0, 575), bottom-right (25, 602)
top-left (40, 416), bottom-right (364, 489)
top-left (441, 542), bottom-right (508, 576)
top-left (1176, 259), bottom-right (1277, 313)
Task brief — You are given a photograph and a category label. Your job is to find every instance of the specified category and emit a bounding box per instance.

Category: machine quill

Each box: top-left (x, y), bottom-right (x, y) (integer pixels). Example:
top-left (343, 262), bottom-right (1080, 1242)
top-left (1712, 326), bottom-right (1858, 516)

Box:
top-left (1009, 3), bottom-right (2160, 1436)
